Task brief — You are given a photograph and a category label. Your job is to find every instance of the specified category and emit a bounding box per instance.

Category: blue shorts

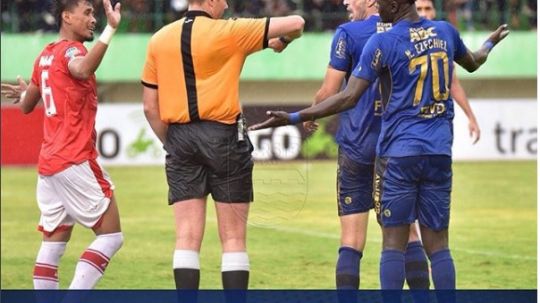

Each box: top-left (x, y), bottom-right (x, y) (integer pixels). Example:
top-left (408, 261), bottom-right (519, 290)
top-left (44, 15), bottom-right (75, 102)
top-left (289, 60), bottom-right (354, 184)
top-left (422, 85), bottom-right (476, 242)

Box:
top-left (373, 156), bottom-right (452, 231)
top-left (336, 149), bottom-right (375, 216)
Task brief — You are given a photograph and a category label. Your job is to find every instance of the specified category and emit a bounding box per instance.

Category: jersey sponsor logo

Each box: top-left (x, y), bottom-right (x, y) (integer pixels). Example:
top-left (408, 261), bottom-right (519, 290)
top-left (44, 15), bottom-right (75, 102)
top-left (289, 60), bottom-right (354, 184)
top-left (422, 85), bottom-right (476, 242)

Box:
top-left (64, 47), bottom-right (81, 61)
top-left (374, 100), bottom-right (384, 116)
top-left (371, 48), bottom-right (382, 69)
top-left (373, 173), bottom-right (381, 215)
top-left (39, 55), bottom-right (54, 67)
top-left (409, 26), bottom-right (437, 43)
top-left (419, 102), bottom-right (447, 118)
top-left (335, 37), bottom-right (347, 59)
top-left (376, 22), bottom-right (392, 33)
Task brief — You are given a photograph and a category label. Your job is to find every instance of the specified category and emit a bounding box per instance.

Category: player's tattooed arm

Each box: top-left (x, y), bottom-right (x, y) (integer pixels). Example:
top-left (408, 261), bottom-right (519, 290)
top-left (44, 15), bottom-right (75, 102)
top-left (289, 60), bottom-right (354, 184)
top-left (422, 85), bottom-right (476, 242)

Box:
top-left (456, 24), bottom-right (509, 72)
top-left (68, 0), bottom-right (122, 80)
top-left (1, 76), bottom-right (41, 114)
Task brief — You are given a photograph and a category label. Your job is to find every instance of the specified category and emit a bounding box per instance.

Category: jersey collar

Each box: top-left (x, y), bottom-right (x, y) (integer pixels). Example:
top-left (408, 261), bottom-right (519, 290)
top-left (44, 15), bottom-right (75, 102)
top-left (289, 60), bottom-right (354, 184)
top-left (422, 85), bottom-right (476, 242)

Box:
top-left (185, 10), bottom-right (212, 18)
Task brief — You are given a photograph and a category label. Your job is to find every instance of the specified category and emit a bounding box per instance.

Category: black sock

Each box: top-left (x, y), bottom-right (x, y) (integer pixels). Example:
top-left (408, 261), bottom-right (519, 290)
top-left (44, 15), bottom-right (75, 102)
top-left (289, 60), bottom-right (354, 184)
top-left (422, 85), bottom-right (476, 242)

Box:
top-left (222, 270), bottom-right (249, 289)
top-left (222, 271), bottom-right (249, 303)
top-left (174, 268), bottom-right (200, 289)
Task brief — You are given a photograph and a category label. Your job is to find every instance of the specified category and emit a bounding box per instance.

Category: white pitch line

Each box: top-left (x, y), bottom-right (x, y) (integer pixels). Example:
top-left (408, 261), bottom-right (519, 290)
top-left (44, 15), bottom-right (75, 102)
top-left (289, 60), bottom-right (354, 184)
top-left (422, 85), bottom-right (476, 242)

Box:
top-left (253, 225), bottom-right (536, 261)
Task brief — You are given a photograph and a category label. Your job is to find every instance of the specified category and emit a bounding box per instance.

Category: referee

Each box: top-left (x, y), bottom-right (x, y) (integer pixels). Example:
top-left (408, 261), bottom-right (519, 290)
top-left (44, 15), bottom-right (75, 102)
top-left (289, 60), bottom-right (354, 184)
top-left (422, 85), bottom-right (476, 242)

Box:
top-left (141, 0), bottom-right (304, 290)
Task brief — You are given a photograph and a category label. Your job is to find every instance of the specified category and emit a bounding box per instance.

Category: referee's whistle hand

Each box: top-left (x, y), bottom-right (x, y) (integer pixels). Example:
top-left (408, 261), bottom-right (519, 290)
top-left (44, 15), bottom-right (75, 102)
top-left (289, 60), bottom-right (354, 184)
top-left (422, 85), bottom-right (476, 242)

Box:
top-left (248, 111), bottom-right (290, 131)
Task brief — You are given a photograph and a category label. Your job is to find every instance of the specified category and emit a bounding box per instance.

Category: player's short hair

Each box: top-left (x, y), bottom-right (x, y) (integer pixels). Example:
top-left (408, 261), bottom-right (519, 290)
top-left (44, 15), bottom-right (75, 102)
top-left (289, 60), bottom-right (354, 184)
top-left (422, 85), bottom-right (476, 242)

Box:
top-left (417, 0), bottom-right (436, 8)
top-left (54, 0), bottom-right (92, 28)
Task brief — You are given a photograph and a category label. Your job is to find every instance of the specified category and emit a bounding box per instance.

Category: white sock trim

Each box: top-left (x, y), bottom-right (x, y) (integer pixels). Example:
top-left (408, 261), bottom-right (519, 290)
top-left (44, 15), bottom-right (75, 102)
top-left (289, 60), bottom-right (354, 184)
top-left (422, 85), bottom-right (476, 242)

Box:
top-left (221, 252), bottom-right (249, 272)
top-left (173, 250), bottom-right (200, 269)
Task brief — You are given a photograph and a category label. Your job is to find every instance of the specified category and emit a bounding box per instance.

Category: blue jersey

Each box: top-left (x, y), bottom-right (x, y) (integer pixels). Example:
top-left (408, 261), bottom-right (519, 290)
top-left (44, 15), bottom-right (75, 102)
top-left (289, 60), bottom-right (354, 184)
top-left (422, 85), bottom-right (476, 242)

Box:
top-left (353, 18), bottom-right (467, 157)
top-left (329, 15), bottom-right (390, 164)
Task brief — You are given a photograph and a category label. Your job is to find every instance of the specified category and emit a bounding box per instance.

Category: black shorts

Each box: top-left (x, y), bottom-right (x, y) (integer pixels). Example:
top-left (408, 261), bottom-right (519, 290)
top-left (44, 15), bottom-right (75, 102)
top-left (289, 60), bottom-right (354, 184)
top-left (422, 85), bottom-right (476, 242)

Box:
top-left (164, 121), bottom-right (254, 204)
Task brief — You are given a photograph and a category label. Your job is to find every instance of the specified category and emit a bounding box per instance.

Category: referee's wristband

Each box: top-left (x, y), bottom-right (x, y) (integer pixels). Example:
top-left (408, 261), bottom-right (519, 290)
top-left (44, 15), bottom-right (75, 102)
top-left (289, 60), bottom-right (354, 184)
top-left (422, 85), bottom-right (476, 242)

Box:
top-left (483, 41), bottom-right (494, 53)
top-left (99, 25), bottom-right (116, 45)
top-left (279, 36), bottom-right (291, 45)
top-left (288, 112), bottom-right (301, 124)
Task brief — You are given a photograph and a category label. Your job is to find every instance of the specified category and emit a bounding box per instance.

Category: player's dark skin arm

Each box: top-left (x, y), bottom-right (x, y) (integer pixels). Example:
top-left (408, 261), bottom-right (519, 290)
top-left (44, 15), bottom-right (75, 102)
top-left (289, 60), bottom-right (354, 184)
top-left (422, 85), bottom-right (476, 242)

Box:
top-left (456, 24), bottom-right (509, 72)
top-left (249, 77), bottom-right (370, 130)
top-left (1, 77), bottom-right (41, 114)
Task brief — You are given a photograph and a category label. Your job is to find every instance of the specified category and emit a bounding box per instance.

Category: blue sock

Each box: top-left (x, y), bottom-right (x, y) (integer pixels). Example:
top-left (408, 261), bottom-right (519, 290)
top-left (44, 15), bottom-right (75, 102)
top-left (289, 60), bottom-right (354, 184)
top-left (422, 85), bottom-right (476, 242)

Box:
top-left (405, 241), bottom-right (430, 289)
top-left (429, 249), bottom-right (456, 289)
top-left (335, 247), bottom-right (362, 289)
top-left (380, 249), bottom-right (405, 289)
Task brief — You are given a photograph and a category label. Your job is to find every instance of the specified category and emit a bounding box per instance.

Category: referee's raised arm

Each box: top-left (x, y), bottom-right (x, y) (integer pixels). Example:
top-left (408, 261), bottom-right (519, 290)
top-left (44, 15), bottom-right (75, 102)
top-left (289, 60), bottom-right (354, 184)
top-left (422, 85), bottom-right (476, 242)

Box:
top-left (140, 0), bottom-right (304, 291)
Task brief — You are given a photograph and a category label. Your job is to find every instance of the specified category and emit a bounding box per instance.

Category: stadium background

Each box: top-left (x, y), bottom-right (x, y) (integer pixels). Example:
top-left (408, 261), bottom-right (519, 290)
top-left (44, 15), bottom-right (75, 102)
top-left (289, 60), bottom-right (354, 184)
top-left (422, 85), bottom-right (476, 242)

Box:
top-left (0, 0), bottom-right (537, 289)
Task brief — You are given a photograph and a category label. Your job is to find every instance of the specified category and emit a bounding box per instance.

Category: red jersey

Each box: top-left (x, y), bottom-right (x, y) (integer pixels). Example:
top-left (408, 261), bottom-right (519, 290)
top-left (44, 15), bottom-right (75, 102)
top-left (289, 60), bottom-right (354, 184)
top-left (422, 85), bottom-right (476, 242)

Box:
top-left (31, 40), bottom-right (98, 175)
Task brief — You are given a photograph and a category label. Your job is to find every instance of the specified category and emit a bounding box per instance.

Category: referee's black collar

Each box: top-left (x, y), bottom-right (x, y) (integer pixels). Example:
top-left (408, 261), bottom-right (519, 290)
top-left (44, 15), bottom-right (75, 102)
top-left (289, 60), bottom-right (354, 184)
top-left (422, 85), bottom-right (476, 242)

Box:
top-left (185, 10), bottom-right (212, 19)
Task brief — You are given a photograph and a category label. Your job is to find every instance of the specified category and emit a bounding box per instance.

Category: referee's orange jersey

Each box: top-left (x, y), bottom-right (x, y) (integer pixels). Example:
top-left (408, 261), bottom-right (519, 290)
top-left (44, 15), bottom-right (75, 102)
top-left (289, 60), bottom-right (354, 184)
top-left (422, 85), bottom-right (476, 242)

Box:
top-left (141, 11), bottom-right (269, 124)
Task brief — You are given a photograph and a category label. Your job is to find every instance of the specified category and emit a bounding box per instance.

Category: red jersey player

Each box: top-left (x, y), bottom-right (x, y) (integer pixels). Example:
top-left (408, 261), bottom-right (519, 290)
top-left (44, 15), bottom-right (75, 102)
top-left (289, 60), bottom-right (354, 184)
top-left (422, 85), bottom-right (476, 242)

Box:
top-left (1, 0), bottom-right (123, 289)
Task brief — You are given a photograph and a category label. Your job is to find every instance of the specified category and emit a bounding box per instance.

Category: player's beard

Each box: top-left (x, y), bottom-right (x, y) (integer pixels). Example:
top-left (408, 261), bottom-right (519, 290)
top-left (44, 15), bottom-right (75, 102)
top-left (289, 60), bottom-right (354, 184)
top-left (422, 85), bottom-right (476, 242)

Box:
top-left (85, 34), bottom-right (95, 42)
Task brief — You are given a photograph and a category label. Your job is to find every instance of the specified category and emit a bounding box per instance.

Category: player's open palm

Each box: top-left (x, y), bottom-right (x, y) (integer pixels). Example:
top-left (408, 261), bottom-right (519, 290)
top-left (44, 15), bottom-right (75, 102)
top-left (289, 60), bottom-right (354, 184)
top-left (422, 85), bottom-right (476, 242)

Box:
top-left (103, 0), bottom-right (121, 28)
top-left (249, 111), bottom-right (290, 131)
top-left (1, 76), bottom-right (27, 104)
top-left (488, 24), bottom-right (510, 46)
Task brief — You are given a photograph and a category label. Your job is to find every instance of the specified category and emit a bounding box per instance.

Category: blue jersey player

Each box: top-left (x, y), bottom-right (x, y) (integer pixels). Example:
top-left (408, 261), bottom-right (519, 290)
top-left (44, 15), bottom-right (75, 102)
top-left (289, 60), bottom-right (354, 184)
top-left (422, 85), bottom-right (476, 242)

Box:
top-left (302, 0), bottom-right (429, 290)
top-left (250, 0), bottom-right (509, 290)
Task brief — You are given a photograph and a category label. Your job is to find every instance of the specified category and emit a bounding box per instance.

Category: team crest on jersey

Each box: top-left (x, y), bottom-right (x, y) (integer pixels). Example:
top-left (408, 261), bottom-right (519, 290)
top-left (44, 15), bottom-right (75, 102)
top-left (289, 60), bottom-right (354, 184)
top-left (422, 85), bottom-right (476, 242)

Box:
top-left (64, 47), bottom-right (81, 61)
top-left (335, 37), bottom-right (347, 59)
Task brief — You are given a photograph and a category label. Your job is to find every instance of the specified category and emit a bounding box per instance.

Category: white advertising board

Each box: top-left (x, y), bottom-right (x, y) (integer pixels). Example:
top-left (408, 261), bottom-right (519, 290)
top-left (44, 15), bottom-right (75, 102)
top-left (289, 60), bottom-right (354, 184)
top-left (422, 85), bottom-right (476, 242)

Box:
top-left (95, 100), bottom-right (536, 165)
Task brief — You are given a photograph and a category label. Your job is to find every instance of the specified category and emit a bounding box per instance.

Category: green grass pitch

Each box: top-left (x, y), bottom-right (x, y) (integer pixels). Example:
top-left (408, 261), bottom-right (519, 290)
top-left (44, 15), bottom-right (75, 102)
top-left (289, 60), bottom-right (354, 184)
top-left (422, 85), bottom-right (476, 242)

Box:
top-left (1, 161), bottom-right (536, 289)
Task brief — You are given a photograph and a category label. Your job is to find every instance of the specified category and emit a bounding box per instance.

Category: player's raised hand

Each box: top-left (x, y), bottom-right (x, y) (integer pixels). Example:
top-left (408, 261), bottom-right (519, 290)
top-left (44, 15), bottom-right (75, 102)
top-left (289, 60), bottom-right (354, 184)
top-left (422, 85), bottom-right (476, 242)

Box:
top-left (487, 24), bottom-right (510, 46)
top-left (303, 120), bottom-right (319, 133)
top-left (1, 76), bottom-right (28, 104)
top-left (103, 0), bottom-right (121, 28)
top-left (248, 111), bottom-right (291, 131)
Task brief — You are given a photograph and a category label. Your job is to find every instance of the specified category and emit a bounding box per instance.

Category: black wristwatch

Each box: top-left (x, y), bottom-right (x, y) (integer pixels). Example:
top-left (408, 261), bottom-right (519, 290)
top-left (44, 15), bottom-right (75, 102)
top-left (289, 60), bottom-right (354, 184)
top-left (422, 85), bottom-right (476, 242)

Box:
top-left (279, 36), bottom-right (291, 45)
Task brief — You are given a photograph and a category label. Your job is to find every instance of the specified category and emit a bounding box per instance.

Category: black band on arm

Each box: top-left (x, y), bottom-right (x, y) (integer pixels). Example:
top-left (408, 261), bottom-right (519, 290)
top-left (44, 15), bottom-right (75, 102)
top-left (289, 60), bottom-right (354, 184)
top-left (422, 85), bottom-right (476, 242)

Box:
top-left (263, 17), bottom-right (270, 49)
top-left (141, 80), bottom-right (158, 89)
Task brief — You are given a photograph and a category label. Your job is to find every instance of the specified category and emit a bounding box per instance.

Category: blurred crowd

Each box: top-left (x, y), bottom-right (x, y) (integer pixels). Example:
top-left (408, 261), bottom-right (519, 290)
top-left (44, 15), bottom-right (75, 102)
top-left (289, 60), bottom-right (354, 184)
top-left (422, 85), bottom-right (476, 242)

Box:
top-left (1, 0), bottom-right (537, 33)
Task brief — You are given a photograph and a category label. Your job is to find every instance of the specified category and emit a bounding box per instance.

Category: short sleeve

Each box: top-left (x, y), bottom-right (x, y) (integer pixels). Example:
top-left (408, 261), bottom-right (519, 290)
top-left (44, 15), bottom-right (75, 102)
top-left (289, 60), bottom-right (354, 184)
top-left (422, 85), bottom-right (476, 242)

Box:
top-left (62, 42), bottom-right (86, 68)
top-left (31, 56), bottom-right (40, 87)
top-left (329, 28), bottom-right (352, 72)
top-left (230, 17), bottom-right (269, 54)
top-left (141, 38), bottom-right (158, 88)
top-left (352, 34), bottom-right (383, 82)
top-left (448, 22), bottom-right (467, 60)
